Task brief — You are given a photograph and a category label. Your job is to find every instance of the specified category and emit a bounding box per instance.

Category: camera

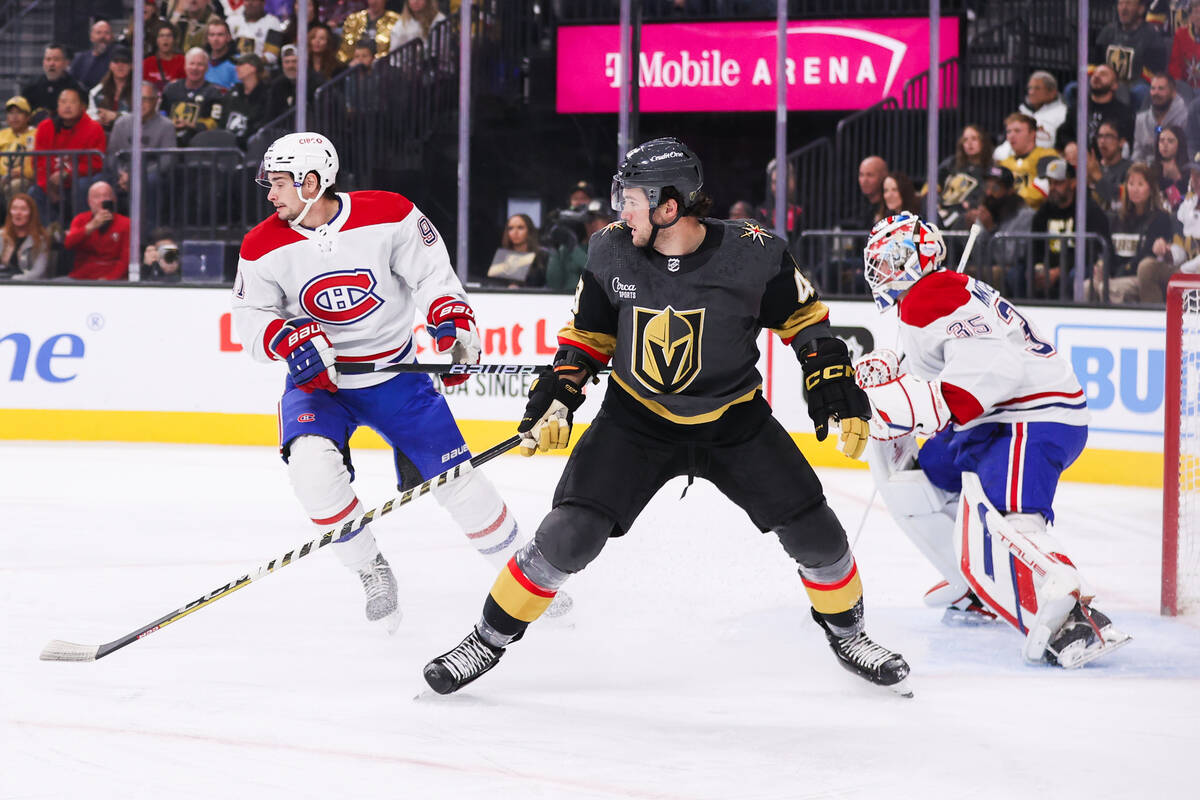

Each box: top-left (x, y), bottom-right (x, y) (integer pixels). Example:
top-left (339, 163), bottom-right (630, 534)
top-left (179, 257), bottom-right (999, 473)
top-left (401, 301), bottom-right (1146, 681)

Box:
top-left (543, 207), bottom-right (588, 252)
top-left (159, 244), bottom-right (179, 265)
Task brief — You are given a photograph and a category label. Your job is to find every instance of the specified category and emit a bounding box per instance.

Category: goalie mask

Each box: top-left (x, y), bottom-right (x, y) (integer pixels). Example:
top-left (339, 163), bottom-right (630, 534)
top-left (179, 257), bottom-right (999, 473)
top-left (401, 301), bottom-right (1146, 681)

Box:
top-left (256, 132), bottom-right (339, 229)
top-left (863, 212), bottom-right (947, 311)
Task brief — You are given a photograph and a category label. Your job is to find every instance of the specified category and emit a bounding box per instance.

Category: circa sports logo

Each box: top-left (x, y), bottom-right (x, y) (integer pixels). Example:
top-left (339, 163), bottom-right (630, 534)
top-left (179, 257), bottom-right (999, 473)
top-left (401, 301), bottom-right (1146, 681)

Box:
top-left (300, 269), bottom-right (384, 325)
top-left (612, 276), bottom-right (637, 299)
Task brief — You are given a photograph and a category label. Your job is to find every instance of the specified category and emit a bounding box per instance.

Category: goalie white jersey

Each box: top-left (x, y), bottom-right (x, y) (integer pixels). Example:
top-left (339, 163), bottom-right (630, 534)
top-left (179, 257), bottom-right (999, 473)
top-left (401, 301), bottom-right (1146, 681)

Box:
top-left (231, 190), bottom-right (464, 390)
top-left (895, 271), bottom-right (1089, 430)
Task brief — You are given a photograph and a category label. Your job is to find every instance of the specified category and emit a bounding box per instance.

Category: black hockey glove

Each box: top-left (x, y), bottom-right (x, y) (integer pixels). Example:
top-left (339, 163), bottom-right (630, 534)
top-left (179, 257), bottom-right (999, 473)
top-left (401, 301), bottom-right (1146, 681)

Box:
top-left (518, 357), bottom-right (591, 457)
top-left (799, 337), bottom-right (872, 459)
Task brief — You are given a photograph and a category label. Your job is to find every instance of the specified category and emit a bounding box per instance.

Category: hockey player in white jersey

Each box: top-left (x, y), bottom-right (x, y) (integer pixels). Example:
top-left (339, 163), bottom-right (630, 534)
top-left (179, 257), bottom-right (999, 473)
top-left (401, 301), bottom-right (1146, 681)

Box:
top-left (231, 132), bottom-right (561, 630)
top-left (857, 212), bottom-right (1129, 668)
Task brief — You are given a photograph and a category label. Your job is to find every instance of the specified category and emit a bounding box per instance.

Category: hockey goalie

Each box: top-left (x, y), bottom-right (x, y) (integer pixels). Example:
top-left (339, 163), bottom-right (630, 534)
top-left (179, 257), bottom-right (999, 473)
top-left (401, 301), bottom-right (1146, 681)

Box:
top-left (856, 212), bottom-right (1130, 668)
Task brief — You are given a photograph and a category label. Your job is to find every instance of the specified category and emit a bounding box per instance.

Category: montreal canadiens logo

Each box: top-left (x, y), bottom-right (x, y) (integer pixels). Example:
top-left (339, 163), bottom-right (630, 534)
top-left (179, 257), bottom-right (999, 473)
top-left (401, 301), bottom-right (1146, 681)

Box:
top-left (297, 413), bottom-right (316, 423)
top-left (300, 270), bottom-right (383, 325)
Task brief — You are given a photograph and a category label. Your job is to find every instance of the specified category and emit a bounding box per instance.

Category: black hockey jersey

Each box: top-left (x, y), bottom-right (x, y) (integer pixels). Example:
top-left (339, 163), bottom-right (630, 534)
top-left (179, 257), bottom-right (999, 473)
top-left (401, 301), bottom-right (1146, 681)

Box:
top-left (560, 218), bottom-right (828, 425)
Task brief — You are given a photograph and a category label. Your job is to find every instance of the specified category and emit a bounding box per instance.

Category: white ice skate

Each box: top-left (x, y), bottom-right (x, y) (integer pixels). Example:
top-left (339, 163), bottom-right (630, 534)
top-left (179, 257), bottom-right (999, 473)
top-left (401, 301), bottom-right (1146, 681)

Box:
top-left (1045, 604), bottom-right (1132, 668)
top-left (358, 553), bottom-right (402, 633)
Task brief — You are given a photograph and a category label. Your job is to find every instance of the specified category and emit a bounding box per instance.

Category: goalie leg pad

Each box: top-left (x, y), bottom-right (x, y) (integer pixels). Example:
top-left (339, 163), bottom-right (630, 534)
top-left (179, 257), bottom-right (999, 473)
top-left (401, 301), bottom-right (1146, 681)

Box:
top-left (433, 468), bottom-right (524, 569)
top-left (956, 473), bottom-right (1081, 662)
top-left (287, 434), bottom-right (379, 570)
top-left (865, 439), bottom-right (967, 602)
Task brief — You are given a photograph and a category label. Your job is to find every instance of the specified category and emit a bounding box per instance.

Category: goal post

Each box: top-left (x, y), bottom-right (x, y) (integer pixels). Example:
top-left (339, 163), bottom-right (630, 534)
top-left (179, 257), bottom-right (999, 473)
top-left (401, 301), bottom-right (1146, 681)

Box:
top-left (1164, 273), bottom-right (1200, 615)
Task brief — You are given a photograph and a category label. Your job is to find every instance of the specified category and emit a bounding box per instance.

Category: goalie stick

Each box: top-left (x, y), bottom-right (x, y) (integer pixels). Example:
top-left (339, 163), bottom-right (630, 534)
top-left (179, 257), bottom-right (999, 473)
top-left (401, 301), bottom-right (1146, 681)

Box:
top-left (335, 361), bottom-right (611, 376)
top-left (955, 222), bottom-right (983, 273)
top-left (39, 434), bottom-right (523, 663)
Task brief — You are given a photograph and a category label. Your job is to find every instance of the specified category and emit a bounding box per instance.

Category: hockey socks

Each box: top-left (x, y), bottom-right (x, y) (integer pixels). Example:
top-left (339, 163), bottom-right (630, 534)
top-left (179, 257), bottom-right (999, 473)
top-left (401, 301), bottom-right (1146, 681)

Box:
top-left (479, 541), bottom-right (569, 647)
top-left (799, 552), bottom-right (864, 636)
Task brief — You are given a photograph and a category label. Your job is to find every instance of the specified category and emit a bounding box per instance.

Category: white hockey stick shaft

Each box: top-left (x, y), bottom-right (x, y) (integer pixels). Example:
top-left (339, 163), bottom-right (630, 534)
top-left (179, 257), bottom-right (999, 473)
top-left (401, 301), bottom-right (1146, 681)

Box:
top-left (956, 222), bottom-right (983, 273)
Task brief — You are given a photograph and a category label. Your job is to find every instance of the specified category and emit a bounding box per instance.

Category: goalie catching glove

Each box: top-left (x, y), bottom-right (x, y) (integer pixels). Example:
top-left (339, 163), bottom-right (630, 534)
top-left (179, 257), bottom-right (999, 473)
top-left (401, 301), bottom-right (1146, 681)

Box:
top-left (426, 295), bottom-right (482, 387)
top-left (269, 316), bottom-right (338, 393)
top-left (798, 337), bottom-right (871, 459)
top-left (852, 350), bottom-right (952, 440)
top-left (517, 349), bottom-right (597, 456)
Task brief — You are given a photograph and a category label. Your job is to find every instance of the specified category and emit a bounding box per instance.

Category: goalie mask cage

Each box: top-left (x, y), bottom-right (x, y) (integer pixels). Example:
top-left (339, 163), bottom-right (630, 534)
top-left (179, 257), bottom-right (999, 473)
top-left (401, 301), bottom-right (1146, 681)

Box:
top-left (1164, 273), bottom-right (1200, 615)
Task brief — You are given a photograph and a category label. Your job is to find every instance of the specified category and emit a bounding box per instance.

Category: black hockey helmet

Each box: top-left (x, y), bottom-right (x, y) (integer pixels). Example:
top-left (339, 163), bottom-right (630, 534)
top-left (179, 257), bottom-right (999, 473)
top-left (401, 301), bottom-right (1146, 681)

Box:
top-left (611, 137), bottom-right (704, 212)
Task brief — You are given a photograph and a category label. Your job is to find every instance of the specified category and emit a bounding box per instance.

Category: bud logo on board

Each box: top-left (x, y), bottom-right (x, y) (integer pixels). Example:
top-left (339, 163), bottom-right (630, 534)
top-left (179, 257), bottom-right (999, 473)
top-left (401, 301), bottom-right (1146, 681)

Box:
top-left (1056, 324), bottom-right (1164, 435)
top-left (300, 270), bottom-right (384, 326)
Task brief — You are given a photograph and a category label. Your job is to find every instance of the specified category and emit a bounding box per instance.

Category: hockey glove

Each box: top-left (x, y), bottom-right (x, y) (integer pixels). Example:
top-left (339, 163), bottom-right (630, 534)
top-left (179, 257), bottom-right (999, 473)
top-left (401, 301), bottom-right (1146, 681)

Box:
top-left (799, 337), bottom-right (871, 459)
top-left (517, 365), bottom-right (588, 456)
top-left (426, 295), bottom-right (482, 387)
top-left (269, 316), bottom-right (338, 393)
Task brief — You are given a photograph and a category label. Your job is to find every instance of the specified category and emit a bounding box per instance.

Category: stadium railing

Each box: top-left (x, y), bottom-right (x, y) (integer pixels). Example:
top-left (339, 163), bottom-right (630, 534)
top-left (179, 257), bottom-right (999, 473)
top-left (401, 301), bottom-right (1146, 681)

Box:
top-left (795, 229), bottom-right (1119, 305)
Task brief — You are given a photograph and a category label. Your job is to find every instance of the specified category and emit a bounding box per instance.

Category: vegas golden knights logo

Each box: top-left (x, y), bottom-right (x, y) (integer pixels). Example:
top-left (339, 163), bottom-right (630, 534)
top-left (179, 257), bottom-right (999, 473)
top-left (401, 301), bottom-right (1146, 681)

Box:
top-left (631, 305), bottom-right (704, 394)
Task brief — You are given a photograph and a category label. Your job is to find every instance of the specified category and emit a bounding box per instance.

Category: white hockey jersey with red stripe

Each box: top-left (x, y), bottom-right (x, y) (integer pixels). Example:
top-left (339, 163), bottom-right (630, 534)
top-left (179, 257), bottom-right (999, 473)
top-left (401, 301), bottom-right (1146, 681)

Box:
top-left (232, 190), bottom-right (463, 390)
top-left (895, 271), bottom-right (1089, 430)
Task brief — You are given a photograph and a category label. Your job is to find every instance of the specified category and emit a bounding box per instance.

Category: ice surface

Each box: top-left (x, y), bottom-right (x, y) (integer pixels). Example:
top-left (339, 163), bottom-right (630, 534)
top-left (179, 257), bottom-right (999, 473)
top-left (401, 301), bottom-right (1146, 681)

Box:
top-left (2, 441), bottom-right (1197, 799)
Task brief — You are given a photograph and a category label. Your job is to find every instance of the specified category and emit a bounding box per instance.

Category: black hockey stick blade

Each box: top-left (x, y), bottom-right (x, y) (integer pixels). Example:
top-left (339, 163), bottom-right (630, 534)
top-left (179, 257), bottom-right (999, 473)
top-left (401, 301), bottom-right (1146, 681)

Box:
top-left (39, 434), bottom-right (523, 662)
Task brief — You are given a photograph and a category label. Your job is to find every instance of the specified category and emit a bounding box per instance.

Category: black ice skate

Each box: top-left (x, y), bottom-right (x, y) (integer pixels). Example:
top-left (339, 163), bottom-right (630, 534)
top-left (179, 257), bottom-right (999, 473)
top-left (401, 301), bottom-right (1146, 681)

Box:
top-left (423, 629), bottom-right (505, 695)
top-left (1044, 603), bottom-right (1131, 669)
top-left (811, 608), bottom-right (913, 698)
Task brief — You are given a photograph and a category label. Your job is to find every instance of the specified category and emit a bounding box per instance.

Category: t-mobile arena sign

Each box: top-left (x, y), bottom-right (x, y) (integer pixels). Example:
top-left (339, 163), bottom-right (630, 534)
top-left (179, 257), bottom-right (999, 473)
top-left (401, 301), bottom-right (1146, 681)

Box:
top-left (557, 18), bottom-right (960, 113)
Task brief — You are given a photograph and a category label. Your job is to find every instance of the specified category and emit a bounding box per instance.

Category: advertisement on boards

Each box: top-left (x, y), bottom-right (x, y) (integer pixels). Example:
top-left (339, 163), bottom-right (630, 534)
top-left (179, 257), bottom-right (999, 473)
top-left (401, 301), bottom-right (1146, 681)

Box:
top-left (556, 17), bottom-right (961, 113)
top-left (0, 285), bottom-right (1167, 476)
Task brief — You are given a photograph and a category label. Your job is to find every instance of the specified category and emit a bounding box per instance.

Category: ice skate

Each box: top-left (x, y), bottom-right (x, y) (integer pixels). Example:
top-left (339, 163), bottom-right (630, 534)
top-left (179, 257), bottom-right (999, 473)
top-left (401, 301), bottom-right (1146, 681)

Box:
top-left (423, 628), bottom-right (504, 694)
top-left (811, 608), bottom-right (912, 697)
top-left (357, 553), bottom-right (401, 633)
top-left (932, 586), bottom-right (999, 627)
top-left (1045, 603), bottom-right (1131, 669)
top-left (542, 589), bottom-right (574, 618)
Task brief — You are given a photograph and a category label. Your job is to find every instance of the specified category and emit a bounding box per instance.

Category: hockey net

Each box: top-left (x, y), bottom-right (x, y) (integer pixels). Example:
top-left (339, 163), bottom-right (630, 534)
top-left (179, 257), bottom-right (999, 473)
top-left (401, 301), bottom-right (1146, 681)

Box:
top-left (1164, 274), bottom-right (1200, 615)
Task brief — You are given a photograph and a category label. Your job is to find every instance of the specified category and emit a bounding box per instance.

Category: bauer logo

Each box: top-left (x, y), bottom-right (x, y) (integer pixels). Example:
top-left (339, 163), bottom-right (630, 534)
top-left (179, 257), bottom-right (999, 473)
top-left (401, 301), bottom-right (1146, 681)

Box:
top-left (1054, 323), bottom-right (1165, 436)
top-left (300, 270), bottom-right (383, 326)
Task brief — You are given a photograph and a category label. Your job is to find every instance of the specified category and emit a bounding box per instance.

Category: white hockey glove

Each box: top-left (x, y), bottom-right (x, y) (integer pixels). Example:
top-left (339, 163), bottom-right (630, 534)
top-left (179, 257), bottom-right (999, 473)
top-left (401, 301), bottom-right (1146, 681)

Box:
top-left (426, 295), bottom-right (482, 387)
top-left (861, 373), bottom-right (952, 440)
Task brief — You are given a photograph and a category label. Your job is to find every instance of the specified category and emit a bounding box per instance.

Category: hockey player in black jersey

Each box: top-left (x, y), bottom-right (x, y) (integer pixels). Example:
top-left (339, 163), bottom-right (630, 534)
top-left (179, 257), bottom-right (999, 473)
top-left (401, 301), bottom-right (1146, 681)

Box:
top-left (424, 137), bottom-right (912, 697)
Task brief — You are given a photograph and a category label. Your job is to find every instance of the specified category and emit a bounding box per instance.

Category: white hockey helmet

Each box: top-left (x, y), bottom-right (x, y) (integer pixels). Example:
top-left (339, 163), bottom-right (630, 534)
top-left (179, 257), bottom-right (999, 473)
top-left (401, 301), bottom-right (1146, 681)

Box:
top-left (256, 132), bottom-right (339, 197)
top-left (863, 212), bottom-right (946, 312)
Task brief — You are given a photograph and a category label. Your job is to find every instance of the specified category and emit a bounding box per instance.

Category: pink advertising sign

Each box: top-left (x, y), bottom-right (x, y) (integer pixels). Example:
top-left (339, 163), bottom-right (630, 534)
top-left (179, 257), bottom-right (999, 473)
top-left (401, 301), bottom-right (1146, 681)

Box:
top-left (556, 18), bottom-right (959, 113)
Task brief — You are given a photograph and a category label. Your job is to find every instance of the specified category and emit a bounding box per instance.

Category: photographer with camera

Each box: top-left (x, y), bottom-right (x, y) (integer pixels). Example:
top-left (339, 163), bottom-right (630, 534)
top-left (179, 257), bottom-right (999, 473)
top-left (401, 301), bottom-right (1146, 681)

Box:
top-left (142, 226), bottom-right (181, 283)
top-left (543, 200), bottom-right (612, 291)
top-left (64, 179), bottom-right (129, 280)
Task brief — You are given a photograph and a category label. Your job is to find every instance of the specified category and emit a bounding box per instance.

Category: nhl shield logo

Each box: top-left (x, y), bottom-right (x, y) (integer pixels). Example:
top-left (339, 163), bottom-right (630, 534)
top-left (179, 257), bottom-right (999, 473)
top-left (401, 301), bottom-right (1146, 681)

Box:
top-left (631, 305), bottom-right (704, 394)
top-left (300, 269), bottom-right (384, 325)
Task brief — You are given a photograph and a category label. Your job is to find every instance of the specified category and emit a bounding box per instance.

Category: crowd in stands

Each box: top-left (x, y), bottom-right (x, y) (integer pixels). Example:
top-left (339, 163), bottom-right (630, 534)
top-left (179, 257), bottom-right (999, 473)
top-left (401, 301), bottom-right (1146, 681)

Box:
top-left (0, 0), bottom-right (446, 281)
top-left (0, 0), bottom-right (1191, 305)
top-left (820, 0), bottom-right (1200, 304)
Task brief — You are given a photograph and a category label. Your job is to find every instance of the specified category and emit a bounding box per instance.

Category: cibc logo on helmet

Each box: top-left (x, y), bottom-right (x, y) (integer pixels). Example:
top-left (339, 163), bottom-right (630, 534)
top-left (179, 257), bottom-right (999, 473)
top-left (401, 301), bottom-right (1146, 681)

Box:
top-left (300, 270), bottom-right (384, 325)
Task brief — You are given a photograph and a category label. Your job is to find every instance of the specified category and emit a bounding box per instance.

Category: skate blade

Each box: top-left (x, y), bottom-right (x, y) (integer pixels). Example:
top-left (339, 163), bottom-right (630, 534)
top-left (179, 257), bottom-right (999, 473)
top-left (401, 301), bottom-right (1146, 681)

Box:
top-left (374, 609), bottom-right (403, 635)
top-left (887, 677), bottom-right (914, 699)
top-left (940, 608), bottom-right (1000, 627)
top-left (1056, 631), bottom-right (1132, 669)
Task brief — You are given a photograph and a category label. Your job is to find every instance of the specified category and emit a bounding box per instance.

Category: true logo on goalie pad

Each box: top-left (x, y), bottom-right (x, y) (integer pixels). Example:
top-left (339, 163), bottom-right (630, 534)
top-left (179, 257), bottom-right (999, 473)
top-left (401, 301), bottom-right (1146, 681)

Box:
top-left (300, 269), bottom-right (384, 326)
top-left (631, 305), bottom-right (705, 394)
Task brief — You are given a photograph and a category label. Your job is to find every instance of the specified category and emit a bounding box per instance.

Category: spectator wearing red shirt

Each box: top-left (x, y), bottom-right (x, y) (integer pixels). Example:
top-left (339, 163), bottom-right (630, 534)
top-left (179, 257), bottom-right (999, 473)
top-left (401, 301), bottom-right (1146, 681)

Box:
top-left (144, 21), bottom-right (185, 88)
top-left (31, 86), bottom-right (106, 225)
top-left (1170, 2), bottom-right (1200, 91)
top-left (65, 180), bottom-right (129, 280)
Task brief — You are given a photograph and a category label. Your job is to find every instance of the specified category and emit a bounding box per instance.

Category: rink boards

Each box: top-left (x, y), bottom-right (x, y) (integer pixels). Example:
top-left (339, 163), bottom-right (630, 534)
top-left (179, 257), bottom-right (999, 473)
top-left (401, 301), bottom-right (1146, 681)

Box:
top-left (0, 284), bottom-right (1165, 487)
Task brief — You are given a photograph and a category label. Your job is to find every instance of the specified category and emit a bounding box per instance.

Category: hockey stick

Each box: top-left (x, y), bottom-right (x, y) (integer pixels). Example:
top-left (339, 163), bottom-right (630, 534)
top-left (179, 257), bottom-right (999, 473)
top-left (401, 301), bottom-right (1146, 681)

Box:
top-left (955, 222), bottom-right (983, 273)
top-left (335, 361), bottom-right (612, 376)
top-left (39, 434), bottom-right (523, 663)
